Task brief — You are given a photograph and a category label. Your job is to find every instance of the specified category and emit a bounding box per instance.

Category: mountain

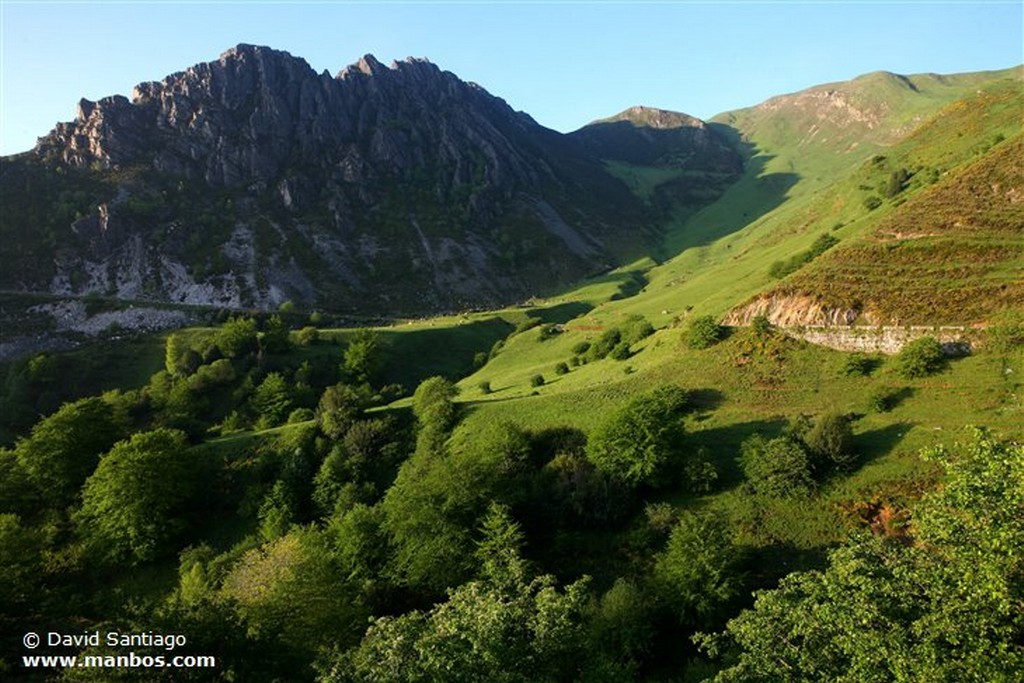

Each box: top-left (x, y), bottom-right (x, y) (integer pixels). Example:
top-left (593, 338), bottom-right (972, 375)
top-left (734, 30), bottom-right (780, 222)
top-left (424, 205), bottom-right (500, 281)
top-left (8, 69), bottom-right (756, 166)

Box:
top-left (722, 78), bottom-right (1024, 327)
top-left (1, 45), bottom-right (739, 314)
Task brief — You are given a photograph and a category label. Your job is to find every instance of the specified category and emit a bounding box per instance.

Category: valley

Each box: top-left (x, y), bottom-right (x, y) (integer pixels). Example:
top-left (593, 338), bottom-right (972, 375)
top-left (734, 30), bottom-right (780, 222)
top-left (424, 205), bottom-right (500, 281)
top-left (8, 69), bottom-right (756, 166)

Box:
top-left (0, 47), bottom-right (1021, 682)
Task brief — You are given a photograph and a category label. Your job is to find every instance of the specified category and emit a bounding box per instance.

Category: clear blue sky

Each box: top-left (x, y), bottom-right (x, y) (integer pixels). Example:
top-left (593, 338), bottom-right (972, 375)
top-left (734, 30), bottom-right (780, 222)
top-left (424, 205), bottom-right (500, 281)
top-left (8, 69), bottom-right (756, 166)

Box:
top-left (1, 1), bottom-right (1021, 155)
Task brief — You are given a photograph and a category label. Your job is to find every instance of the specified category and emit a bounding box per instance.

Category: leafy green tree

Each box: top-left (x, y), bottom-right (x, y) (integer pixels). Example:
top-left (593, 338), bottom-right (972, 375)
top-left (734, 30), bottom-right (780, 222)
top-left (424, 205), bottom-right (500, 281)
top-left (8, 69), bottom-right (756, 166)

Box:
top-left (530, 373), bottom-right (545, 387)
top-left (215, 316), bottom-right (259, 358)
top-left (620, 315), bottom-right (655, 345)
top-left (15, 396), bottom-right (124, 507)
top-left (699, 430), bottom-right (1024, 682)
top-left (587, 328), bottom-right (622, 361)
top-left (0, 514), bottom-right (44, 612)
top-left (221, 527), bottom-right (369, 659)
top-left (687, 315), bottom-right (724, 349)
top-left (412, 376), bottom-right (459, 453)
top-left (655, 512), bottom-right (744, 628)
top-left (322, 505), bottom-right (592, 683)
top-left (316, 383), bottom-right (363, 440)
top-left (258, 315), bottom-right (291, 354)
top-left (165, 333), bottom-right (201, 377)
top-left (894, 336), bottom-right (946, 378)
top-left (250, 372), bottom-right (294, 429)
top-left (342, 329), bottom-right (381, 385)
top-left (328, 503), bottom-right (389, 583)
top-left (76, 428), bottom-right (200, 563)
top-left (586, 385), bottom-right (688, 488)
top-left (740, 434), bottom-right (815, 497)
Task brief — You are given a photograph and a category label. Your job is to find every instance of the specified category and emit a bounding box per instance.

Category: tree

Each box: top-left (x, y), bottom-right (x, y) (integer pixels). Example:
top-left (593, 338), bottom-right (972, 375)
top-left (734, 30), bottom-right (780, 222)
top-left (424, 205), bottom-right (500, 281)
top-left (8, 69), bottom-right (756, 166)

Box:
top-left (15, 396), bottom-right (124, 507)
top-left (221, 528), bottom-right (369, 659)
top-left (76, 428), bottom-right (201, 563)
top-left (250, 373), bottom-right (294, 429)
top-left (322, 505), bottom-right (592, 683)
top-left (316, 383), bottom-right (363, 440)
top-left (687, 315), bottom-right (724, 349)
top-left (342, 329), bottom-right (381, 385)
top-left (215, 317), bottom-right (259, 358)
top-left (804, 411), bottom-right (856, 474)
top-left (654, 512), bottom-right (744, 628)
top-left (258, 315), bottom-right (291, 354)
top-left (894, 336), bottom-right (946, 378)
top-left (586, 386), bottom-right (688, 488)
top-left (740, 434), bottom-right (814, 497)
top-left (412, 376), bottom-right (459, 453)
top-left (698, 430), bottom-right (1024, 682)
top-left (165, 333), bottom-right (201, 377)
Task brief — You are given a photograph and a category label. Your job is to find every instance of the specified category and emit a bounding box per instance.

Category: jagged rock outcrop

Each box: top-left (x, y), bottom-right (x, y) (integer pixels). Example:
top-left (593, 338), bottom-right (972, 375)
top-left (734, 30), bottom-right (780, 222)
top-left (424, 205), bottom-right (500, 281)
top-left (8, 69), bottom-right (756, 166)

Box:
top-left (21, 44), bottom-right (707, 312)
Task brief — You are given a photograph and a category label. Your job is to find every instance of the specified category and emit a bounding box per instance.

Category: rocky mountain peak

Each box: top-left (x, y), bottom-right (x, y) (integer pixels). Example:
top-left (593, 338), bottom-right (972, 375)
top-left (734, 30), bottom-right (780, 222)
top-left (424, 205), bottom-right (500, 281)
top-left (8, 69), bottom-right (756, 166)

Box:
top-left (599, 105), bottom-right (707, 130)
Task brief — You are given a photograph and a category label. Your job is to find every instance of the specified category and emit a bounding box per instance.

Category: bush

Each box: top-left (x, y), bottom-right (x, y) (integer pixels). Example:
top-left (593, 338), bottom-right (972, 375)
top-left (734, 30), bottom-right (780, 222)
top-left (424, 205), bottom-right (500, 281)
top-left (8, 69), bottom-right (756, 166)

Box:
top-left (537, 324), bottom-right (558, 341)
top-left (609, 342), bottom-right (632, 361)
top-left (571, 341), bottom-right (591, 355)
top-left (295, 326), bottom-right (319, 346)
top-left (553, 362), bottom-right (569, 376)
top-left (894, 336), bottom-right (946, 378)
top-left (751, 315), bottom-right (773, 336)
top-left (687, 315), bottom-right (723, 349)
top-left (620, 315), bottom-right (655, 345)
top-left (478, 380), bottom-right (492, 395)
top-left (588, 329), bottom-right (622, 361)
top-left (863, 196), bottom-right (882, 211)
top-left (530, 374), bottom-right (545, 388)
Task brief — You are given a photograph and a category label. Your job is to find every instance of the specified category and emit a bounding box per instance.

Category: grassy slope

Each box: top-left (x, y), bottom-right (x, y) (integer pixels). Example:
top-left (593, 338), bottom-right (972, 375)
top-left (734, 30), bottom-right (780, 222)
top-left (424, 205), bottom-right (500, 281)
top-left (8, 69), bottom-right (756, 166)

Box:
top-left (444, 67), bottom-right (1024, 550)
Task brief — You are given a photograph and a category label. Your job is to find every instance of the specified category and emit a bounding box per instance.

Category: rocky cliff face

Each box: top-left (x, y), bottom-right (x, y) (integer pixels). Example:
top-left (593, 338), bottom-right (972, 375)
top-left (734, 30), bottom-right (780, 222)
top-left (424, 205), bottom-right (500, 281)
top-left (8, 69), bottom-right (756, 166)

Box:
top-left (16, 44), bottom-right (723, 313)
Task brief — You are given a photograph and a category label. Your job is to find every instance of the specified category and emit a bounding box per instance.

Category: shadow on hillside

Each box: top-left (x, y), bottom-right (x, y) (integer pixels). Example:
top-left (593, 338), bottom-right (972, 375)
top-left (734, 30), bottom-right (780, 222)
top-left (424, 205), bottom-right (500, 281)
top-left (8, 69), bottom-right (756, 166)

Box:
top-left (662, 124), bottom-right (801, 256)
top-left (377, 316), bottom-right (515, 388)
top-left (688, 387), bottom-right (729, 413)
top-left (851, 421), bottom-right (910, 471)
top-left (527, 300), bottom-right (594, 324)
top-left (688, 416), bottom-right (789, 487)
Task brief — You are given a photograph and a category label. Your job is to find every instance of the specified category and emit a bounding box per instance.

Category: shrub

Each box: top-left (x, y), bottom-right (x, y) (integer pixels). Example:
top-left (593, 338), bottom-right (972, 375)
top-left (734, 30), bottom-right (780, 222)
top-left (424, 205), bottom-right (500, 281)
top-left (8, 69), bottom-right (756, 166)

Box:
top-left (554, 362), bottom-right (569, 376)
top-left (530, 374), bottom-right (545, 388)
top-left (537, 324), bottom-right (558, 341)
top-left (894, 336), bottom-right (946, 378)
top-left (287, 408), bottom-right (314, 424)
top-left (609, 342), bottom-right (632, 361)
top-left (295, 326), bottom-right (319, 346)
top-left (588, 329), bottom-right (622, 361)
top-left (473, 351), bottom-right (488, 368)
top-left (571, 341), bottom-right (591, 355)
top-left (863, 196), bottom-right (882, 211)
top-left (620, 315), bottom-right (655, 345)
top-left (751, 315), bottom-right (773, 336)
top-left (478, 380), bottom-right (492, 395)
top-left (687, 315), bottom-right (723, 349)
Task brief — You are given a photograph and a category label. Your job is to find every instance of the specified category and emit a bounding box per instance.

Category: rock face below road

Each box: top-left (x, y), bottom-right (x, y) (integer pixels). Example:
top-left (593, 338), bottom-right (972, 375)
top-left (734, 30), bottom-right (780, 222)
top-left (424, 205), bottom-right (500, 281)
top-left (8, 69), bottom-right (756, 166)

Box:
top-left (8, 45), bottom-right (740, 314)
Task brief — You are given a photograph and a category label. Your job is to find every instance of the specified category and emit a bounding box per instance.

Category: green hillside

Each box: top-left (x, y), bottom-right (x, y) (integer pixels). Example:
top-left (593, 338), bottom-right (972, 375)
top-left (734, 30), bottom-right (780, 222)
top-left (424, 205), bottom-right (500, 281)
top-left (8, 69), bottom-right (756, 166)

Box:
top-left (2, 66), bottom-right (1022, 682)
